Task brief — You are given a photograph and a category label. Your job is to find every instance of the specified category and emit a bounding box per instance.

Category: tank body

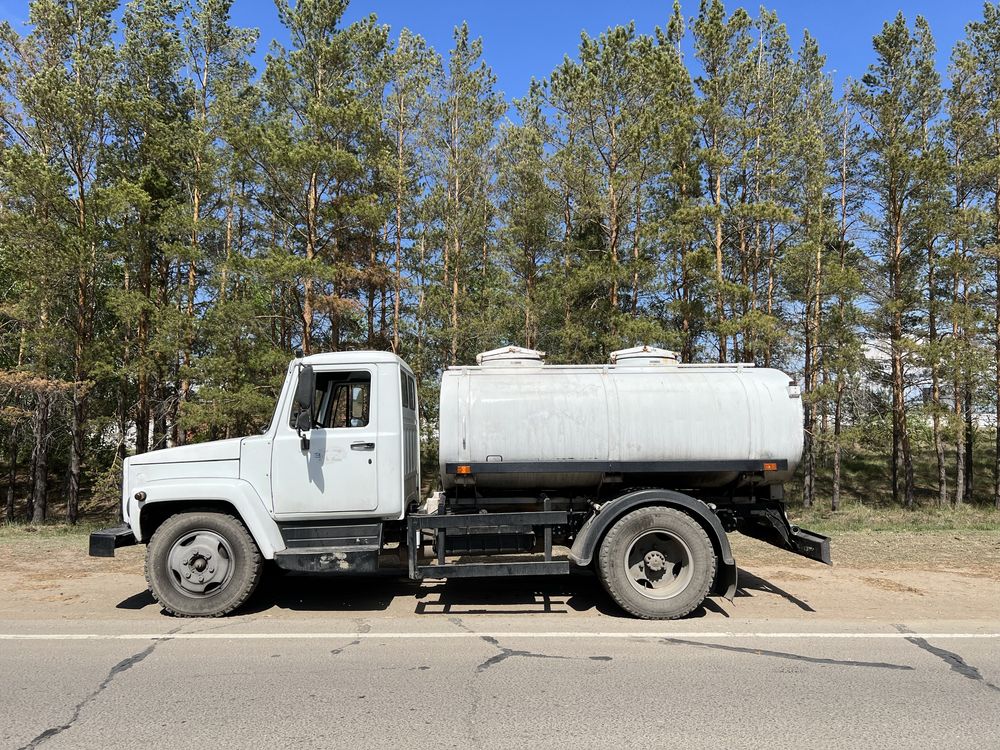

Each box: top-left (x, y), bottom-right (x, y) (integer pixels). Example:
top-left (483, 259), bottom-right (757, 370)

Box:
top-left (438, 360), bottom-right (804, 491)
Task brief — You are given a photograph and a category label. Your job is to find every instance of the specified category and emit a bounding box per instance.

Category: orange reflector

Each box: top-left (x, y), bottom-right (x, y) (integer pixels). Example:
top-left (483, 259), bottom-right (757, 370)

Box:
top-left (763, 462), bottom-right (778, 472)
top-left (456, 465), bottom-right (472, 475)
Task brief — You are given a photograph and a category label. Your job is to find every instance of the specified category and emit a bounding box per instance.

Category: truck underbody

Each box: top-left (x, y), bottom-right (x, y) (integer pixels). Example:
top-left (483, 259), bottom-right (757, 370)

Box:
top-left (216, 460), bottom-right (831, 599)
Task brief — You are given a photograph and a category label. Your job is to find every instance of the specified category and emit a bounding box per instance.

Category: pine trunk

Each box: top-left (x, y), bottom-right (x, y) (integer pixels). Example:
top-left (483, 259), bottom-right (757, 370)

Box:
top-left (393, 106), bottom-right (404, 354)
top-left (5, 428), bottom-right (17, 523)
top-left (30, 392), bottom-right (50, 525)
top-left (928, 243), bottom-right (946, 505)
top-left (832, 380), bottom-right (844, 512)
top-left (995, 178), bottom-right (1000, 508)
top-left (891, 216), bottom-right (915, 507)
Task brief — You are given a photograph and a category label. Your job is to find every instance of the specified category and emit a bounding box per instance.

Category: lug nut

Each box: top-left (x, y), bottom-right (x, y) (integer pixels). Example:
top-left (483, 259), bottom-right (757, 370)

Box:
top-left (185, 573), bottom-right (191, 579)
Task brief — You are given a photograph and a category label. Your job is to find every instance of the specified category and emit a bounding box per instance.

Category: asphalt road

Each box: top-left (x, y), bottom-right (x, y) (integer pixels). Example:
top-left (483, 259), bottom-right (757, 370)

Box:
top-left (2, 615), bottom-right (998, 750)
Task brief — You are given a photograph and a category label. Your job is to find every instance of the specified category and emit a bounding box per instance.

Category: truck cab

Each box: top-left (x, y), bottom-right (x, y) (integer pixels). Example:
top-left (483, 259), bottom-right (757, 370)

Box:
top-left (118, 352), bottom-right (418, 533)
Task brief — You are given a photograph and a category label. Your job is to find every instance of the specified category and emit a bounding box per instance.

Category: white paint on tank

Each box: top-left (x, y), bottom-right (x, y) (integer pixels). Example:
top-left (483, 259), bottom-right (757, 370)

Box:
top-left (439, 353), bottom-right (804, 491)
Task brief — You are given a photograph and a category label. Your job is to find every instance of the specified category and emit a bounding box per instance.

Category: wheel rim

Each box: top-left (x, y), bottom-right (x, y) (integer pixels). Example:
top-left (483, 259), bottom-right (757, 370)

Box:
top-left (623, 529), bottom-right (694, 600)
top-left (166, 529), bottom-right (235, 598)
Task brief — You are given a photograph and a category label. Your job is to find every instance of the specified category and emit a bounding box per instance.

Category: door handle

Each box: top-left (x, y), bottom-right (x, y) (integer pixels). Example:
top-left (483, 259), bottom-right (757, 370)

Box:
top-left (350, 442), bottom-right (375, 451)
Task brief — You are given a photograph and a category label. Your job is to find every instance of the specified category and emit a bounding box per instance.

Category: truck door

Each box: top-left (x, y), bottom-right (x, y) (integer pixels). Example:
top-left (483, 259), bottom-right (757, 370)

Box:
top-left (271, 366), bottom-right (379, 516)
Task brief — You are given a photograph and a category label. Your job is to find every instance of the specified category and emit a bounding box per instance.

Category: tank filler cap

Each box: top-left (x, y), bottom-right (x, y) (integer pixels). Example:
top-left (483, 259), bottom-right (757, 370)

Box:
top-left (609, 345), bottom-right (679, 366)
top-left (476, 345), bottom-right (546, 367)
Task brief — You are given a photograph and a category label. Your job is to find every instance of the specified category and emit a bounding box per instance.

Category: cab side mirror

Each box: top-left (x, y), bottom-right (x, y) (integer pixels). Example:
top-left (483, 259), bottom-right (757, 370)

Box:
top-left (294, 364), bottom-right (314, 412)
top-left (294, 364), bottom-right (314, 451)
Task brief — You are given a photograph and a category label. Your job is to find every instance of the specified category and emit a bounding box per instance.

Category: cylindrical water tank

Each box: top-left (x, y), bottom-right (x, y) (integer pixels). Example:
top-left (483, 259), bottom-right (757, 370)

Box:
top-left (438, 348), bottom-right (803, 491)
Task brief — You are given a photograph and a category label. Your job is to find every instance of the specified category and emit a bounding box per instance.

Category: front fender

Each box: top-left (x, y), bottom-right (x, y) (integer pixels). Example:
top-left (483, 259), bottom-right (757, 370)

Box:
top-left (569, 489), bottom-right (737, 600)
top-left (130, 478), bottom-right (285, 559)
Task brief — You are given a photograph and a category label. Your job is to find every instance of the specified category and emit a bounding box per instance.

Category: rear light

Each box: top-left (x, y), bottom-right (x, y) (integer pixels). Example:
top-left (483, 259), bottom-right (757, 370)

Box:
top-left (455, 465), bottom-right (472, 475)
top-left (762, 462), bottom-right (778, 472)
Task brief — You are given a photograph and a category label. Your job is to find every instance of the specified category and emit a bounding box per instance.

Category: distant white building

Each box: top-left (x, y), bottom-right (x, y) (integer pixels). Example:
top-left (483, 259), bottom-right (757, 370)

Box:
top-left (862, 337), bottom-right (996, 428)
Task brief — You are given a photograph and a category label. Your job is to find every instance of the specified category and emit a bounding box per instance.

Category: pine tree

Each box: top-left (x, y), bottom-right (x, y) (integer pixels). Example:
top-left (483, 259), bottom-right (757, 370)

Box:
top-left (692, 0), bottom-right (753, 362)
top-left (433, 22), bottom-right (504, 365)
top-left (851, 13), bottom-right (928, 508)
top-left (908, 17), bottom-right (950, 505)
top-left (1, 0), bottom-right (119, 522)
top-left (383, 29), bottom-right (437, 355)
top-left (967, 2), bottom-right (1000, 508)
top-left (827, 94), bottom-right (866, 511)
top-left (252, 0), bottom-right (389, 354)
top-left (943, 39), bottom-right (986, 506)
top-left (786, 31), bottom-right (837, 508)
top-left (497, 82), bottom-right (557, 349)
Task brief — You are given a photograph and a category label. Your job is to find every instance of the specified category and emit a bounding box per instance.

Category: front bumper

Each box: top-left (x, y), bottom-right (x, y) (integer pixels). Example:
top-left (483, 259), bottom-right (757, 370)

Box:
top-left (89, 525), bottom-right (137, 557)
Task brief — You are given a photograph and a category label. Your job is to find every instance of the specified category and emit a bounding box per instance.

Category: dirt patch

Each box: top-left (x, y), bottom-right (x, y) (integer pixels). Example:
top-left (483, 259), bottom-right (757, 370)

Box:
top-left (731, 530), bottom-right (1000, 578)
top-left (766, 569), bottom-right (815, 581)
top-left (860, 576), bottom-right (925, 595)
top-left (0, 528), bottom-right (997, 622)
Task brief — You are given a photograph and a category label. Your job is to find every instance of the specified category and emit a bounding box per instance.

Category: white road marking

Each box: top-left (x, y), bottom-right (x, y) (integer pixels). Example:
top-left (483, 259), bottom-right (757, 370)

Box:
top-left (0, 632), bottom-right (998, 641)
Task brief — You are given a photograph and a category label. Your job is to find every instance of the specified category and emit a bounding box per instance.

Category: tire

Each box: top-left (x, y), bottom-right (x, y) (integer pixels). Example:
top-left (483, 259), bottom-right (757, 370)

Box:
top-left (145, 511), bottom-right (263, 617)
top-left (597, 506), bottom-right (717, 620)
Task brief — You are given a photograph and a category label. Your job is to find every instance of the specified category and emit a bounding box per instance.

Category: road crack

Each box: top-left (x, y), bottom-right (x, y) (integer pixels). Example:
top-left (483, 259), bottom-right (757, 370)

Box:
top-left (329, 639), bottom-right (360, 655)
top-left (476, 635), bottom-right (567, 673)
top-left (662, 638), bottom-right (913, 671)
top-left (17, 628), bottom-right (180, 750)
top-left (448, 616), bottom-right (473, 633)
top-left (330, 620), bottom-right (370, 656)
top-left (894, 625), bottom-right (1000, 693)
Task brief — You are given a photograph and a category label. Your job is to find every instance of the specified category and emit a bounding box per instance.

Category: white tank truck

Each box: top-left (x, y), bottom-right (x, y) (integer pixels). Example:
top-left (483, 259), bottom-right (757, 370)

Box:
top-left (90, 345), bottom-right (830, 620)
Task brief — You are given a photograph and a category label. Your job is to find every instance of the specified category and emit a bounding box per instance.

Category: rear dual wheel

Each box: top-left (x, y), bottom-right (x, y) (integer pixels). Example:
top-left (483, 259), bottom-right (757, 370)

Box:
top-left (597, 506), bottom-right (717, 620)
top-left (146, 512), bottom-right (262, 617)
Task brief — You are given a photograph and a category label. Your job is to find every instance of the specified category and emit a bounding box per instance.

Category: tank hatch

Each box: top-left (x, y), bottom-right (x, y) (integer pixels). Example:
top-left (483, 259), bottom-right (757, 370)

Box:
top-left (476, 345), bottom-right (546, 367)
top-left (609, 345), bottom-right (679, 366)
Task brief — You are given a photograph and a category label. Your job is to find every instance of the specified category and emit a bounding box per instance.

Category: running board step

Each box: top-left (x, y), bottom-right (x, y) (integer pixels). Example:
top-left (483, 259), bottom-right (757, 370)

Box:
top-left (414, 561), bottom-right (570, 580)
top-left (277, 522), bottom-right (381, 550)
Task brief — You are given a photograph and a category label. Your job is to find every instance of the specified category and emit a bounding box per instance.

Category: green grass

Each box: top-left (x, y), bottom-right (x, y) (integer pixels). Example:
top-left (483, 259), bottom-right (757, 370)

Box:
top-left (790, 445), bottom-right (1000, 509)
top-left (0, 520), bottom-right (107, 541)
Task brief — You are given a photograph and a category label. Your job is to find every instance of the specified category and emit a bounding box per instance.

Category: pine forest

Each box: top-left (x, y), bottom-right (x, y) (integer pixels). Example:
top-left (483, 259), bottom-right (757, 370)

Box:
top-left (4, 0), bottom-right (1000, 523)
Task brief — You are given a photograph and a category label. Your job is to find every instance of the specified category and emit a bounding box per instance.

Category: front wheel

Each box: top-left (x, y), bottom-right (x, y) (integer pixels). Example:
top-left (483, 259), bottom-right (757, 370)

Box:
top-left (146, 512), bottom-right (262, 617)
top-left (597, 506), bottom-right (717, 619)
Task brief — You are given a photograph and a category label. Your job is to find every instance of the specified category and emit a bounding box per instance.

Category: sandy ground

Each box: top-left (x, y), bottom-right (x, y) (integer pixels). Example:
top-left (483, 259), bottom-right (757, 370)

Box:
top-left (0, 529), bottom-right (997, 624)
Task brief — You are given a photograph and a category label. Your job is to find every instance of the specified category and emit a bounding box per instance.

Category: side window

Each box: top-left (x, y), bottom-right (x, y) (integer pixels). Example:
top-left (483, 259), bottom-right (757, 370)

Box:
top-left (401, 372), bottom-right (416, 411)
top-left (289, 370), bottom-right (371, 429)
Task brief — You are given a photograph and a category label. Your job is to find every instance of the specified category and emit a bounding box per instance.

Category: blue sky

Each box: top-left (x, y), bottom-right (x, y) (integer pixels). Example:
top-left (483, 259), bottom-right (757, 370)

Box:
top-left (2, 0), bottom-right (990, 101)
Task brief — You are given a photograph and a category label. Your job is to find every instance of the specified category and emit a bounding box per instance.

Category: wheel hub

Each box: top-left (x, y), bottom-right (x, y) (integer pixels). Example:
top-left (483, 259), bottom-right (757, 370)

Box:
top-left (167, 531), bottom-right (233, 597)
top-left (624, 529), bottom-right (694, 600)
top-left (643, 550), bottom-right (667, 573)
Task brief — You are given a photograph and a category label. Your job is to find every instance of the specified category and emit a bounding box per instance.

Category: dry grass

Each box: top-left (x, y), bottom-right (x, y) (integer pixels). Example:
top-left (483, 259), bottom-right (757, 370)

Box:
top-left (787, 501), bottom-right (1000, 533)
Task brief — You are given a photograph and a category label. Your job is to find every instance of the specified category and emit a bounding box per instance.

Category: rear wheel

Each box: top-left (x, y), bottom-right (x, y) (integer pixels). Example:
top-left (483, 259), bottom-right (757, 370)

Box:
top-left (597, 506), bottom-right (716, 619)
top-left (146, 512), bottom-right (262, 617)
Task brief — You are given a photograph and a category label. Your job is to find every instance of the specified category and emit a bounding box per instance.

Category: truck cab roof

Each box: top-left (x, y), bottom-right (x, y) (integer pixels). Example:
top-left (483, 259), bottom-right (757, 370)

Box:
top-left (296, 350), bottom-right (411, 370)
